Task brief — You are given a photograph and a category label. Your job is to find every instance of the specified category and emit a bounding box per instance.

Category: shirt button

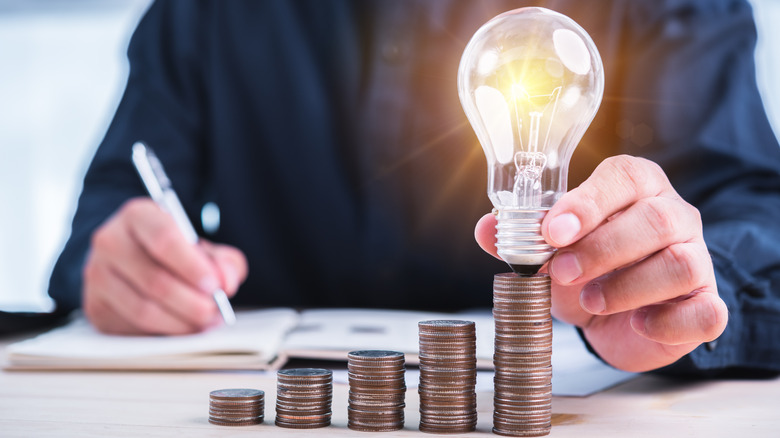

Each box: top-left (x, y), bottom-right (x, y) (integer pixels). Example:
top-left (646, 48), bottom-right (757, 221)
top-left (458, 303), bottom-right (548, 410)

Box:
top-left (705, 340), bottom-right (718, 352)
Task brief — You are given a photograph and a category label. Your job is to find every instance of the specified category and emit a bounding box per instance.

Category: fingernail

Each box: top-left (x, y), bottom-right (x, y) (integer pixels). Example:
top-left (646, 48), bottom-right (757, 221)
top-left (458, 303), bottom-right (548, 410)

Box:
top-left (548, 213), bottom-right (581, 246)
top-left (580, 282), bottom-right (606, 314)
top-left (550, 252), bottom-right (582, 284)
top-left (631, 308), bottom-right (648, 335)
top-left (199, 276), bottom-right (219, 294)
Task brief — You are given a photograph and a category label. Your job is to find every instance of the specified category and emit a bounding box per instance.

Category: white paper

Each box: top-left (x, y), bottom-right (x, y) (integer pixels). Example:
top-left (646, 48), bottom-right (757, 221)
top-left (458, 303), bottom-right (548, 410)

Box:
top-left (5, 307), bottom-right (634, 395)
top-left (6, 308), bottom-right (299, 361)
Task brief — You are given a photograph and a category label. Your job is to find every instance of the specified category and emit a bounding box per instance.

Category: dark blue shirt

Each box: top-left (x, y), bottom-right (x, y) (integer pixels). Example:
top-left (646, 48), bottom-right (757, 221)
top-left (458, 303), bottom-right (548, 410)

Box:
top-left (50, 0), bottom-right (780, 374)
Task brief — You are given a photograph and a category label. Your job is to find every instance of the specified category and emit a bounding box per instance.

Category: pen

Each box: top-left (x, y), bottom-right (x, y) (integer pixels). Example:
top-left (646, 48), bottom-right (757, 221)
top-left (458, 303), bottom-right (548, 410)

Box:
top-left (131, 141), bottom-right (236, 326)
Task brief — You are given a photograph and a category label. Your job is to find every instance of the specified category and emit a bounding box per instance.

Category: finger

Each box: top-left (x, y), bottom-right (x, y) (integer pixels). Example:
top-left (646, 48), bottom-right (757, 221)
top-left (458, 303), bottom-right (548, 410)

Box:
top-left (549, 195), bottom-right (702, 286)
top-left (83, 256), bottom-right (198, 335)
top-left (92, 212), bottom-right (218, 329)
top-left (582, 312), bottom-right (702, 372)
top-left (475, 213), bottom-right (500, 260)
top-left (82, 281), bottom-right (139, 335)
top-left (550, 282), bottom-right (595, 328)
top-left (104, 273), bottom-right (201, 336)
top-left (579, 241), bottom-right (714, 315)
top-left (199, 241), bottom-right (249, 297)
top-left (120, 199), bottom-right (221, 294)
top-left (128, 260), bottom-right (217, 329)
top-left (542, 155), bottom-right (672, 247)
top-left (630, 291), bottom-right (728, 346)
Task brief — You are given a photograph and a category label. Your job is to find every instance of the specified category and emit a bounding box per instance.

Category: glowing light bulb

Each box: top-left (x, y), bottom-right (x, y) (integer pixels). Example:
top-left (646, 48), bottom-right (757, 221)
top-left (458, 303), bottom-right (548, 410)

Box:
top-left (458, 7), bottom-right (604, 275)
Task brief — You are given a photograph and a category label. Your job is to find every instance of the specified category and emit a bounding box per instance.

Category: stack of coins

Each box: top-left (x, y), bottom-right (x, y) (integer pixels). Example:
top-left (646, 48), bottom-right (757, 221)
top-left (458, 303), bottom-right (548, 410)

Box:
top-left (208, 388), bottom-right (264, 426)
top-left (492, 273), bottom-right (553, 437)
top-left (347, 350), bottom-right (407, 431)
top-left (275, 368), bottom-right (333, 429)
top-left (418, 319), bottom-right (478, 433)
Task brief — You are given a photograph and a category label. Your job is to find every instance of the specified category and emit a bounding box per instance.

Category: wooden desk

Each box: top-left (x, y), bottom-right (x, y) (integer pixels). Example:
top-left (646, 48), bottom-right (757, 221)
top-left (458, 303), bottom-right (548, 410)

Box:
top-left (1, 337), bottom-right (778, 437)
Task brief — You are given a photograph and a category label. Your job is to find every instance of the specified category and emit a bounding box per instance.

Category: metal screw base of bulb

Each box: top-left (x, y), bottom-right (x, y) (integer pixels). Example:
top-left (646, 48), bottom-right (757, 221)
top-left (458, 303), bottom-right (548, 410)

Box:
top-left (495, 208), bottom-right (555, 270)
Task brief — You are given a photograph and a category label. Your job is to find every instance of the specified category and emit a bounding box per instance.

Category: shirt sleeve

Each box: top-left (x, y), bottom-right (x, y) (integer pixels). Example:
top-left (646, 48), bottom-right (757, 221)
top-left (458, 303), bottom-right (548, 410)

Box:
top-left (616, 0), bottom-right (780, 375)
top-left (47, 0), bottom-right (208, 311)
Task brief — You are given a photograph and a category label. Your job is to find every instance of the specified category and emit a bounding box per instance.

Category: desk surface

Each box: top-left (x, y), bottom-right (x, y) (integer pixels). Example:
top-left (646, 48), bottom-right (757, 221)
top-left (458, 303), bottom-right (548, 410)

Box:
top-left (1, 335), bottom-right (778, 437)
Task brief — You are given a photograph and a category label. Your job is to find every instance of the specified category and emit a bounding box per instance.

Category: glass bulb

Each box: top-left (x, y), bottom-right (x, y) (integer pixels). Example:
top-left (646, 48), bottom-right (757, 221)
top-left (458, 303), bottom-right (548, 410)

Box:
top-left (458, 7), bottom-right (604, 275)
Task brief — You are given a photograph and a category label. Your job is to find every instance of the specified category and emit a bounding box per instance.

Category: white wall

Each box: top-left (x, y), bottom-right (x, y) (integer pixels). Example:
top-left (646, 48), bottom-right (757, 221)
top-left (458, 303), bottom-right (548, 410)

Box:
top-left (0, 0), bottom-right (778, 311)
top-left (751, 0), bottom-right (780, 140)
top-left (0, 0), bottom-right (151, 311)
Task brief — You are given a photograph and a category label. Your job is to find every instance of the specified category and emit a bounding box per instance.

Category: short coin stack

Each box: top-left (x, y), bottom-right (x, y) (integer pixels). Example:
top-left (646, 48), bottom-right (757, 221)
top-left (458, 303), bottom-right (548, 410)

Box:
top-left (347, 350), bottom-right (407, 431)
top-left (275, 368), bottom-right (333, 429)
top-left (418, 319), bottom-right (478, 433)
top-left (208, 388), bottom-right (265, 426)
top-left (492, 273), bottom-right (553, 437)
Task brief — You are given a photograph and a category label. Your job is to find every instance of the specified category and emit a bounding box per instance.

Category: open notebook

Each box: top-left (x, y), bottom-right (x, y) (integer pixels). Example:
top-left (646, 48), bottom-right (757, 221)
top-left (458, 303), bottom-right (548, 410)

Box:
top-left (3, 308), bottom-right (635, 396)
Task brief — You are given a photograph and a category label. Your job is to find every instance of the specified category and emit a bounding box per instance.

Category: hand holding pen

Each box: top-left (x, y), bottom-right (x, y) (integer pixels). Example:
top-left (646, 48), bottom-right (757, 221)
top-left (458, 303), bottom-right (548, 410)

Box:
top-left (80, 142), bottom-right (248, 335)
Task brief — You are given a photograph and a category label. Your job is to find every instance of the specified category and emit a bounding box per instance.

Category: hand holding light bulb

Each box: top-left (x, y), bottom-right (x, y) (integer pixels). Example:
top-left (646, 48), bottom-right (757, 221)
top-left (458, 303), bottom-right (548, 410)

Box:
top-left (462, 8), bottom-right (727, 372)
top-left (476, 155), bottom-right (728, 372)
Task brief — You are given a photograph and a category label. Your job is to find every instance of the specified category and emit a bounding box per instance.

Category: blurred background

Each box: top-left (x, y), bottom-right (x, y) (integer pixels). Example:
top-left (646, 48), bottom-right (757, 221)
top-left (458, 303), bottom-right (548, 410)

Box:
top-left (0, 0), bottom-right (152, 311)
top-left (0, 0), bottom-right (779, 312)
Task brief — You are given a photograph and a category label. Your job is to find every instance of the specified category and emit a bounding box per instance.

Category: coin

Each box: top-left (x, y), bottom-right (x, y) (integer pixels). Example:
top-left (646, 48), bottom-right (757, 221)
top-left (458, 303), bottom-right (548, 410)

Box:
top-left (347, 350), bottom-right (406, 432)
top-left (417, 319), bottom-right (478, 434)
top-left (275, 368), bottom-right (332, 429)
top-left (279, 368), bottom-right (332, 377)
top-left (274, 419), bottom-right (331, 429)
top-left (492, 273), bottom-right (552, 437)
top-left (349, 350), bottom-right (404, 359)
top-left (208, 388), bottom-right (264, 427)
top-left (209, 388), bottom-right (264, 400)
top-left (208, 418), bottom-right (263, 427)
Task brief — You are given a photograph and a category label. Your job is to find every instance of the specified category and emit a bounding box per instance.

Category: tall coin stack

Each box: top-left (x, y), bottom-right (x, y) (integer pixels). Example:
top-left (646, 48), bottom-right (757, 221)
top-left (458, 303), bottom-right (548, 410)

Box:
top-left (208, 388), bottom-right (264, 426)
top-left (418, 319), bottom-right (478, 434)
top-left (492, 273), bottom-right (553, 437)
top-left (347, 350), bottom-right (407, 431)
top-left (275, 368), bottom-right (333, 429)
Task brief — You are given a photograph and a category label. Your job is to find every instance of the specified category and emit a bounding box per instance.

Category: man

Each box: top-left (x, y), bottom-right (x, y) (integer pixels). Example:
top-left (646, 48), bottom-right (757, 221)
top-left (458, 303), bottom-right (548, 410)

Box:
top-left (50, 0), bottom-right (780, 375)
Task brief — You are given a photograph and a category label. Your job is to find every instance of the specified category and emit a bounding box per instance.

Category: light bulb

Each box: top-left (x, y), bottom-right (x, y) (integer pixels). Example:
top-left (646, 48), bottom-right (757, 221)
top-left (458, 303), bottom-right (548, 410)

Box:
top-left (458, 7), bottom-right (604, 275)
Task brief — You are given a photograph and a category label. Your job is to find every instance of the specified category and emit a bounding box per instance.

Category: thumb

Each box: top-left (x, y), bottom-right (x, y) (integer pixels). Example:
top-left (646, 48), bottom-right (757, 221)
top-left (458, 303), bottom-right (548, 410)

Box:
top-left (475, 213), bottom-right (501, 260)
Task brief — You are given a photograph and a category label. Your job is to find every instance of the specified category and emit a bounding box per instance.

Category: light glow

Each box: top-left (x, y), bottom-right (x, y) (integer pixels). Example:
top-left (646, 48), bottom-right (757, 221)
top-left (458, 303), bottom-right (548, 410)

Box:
top-left (458, 6), bottom-right (604, 268)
